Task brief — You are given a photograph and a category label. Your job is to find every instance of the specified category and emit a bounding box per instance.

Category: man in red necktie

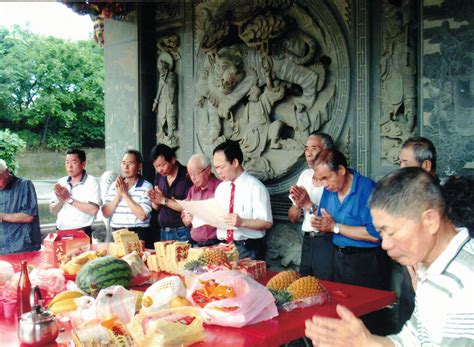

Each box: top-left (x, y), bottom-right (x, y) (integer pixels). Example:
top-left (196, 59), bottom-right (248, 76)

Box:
top-left (213, 140), bottom-right (273, 260)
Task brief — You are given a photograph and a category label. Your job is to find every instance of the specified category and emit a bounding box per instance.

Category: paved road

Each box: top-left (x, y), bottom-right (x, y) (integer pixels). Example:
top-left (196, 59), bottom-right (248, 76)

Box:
top-left (32, 179), bottom-right (57, 202)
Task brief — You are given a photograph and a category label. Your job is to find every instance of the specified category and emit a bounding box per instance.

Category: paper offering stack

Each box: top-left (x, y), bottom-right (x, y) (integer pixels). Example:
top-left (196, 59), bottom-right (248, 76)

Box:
top-left (146, 241), bottom-right (191, 274)
top-left (108, 229), bottom-right (144, 257)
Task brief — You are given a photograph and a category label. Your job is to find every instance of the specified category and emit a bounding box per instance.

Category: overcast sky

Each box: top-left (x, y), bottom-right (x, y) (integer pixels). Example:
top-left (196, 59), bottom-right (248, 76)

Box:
top-left (0, 1), bottom-right (93, 41)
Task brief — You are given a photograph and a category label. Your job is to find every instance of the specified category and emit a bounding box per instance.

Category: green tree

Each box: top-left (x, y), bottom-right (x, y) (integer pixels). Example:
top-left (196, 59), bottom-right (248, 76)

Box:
top-left (0, 129), bottom-right (26, 174)
top-left (0, 25), bottom-right (104, 149)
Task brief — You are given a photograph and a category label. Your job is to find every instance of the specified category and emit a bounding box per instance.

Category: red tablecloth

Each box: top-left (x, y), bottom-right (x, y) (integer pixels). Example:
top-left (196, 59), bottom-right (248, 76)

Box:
top-left (0, 249), bottom-right (395, 347)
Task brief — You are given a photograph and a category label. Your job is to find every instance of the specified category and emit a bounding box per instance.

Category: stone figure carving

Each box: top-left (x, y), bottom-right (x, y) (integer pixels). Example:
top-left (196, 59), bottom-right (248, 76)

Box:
top-left (233, 84), bottom-right (285, 180)
top-left (423, 18), bottom-right (474, 175)
top-left (194, 1), bottom-right (345, 181)
top-left (195, 46), bottom-right (257, 144)
top-left (153, 51), bottom-right (179, 148)
top-left (380, 0), bottom-right (417, 164)
top-left (266, 223), bottom-right (302, 270)
top-left (157, 34), bottom-right (181, 61)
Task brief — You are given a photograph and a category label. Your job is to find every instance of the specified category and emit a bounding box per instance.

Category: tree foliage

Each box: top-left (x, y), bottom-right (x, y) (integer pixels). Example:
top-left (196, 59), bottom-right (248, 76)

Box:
top-left (0, 26), bottom-right (104, 149)
top-left (0, 128), bottom-right (26, 174)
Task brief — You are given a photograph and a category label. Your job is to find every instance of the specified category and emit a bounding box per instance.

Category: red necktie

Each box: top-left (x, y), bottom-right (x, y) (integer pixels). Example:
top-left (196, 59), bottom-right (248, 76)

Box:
top-left (226, 182), bottom-right (235, 243)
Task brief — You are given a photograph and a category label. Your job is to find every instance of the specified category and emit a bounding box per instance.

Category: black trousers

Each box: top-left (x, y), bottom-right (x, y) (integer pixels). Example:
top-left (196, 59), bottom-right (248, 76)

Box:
top-left (333, 246), bottom-right (390, 290)
top-left (333, 246), bottom-right (391, 334)
top-left (299, 233), bottom-right (334, 281)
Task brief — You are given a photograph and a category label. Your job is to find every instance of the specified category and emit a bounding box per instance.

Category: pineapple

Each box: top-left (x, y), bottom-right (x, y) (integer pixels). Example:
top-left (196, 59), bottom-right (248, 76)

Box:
top-left (184, 259), bottom-right (205, 271)
top-left (286, 276), bottom-right (324, 300)
top-left (198, 249), bottom-right (230, 267)
top-left (266, 271), bottom-right (301, 291)
top-left (269, 289), bottom-right (293, 308)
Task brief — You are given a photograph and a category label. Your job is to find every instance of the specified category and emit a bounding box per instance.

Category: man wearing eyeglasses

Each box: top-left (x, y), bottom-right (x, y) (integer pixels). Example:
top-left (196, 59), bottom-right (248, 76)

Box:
top-left (181, 154), bottom-right (221, 247)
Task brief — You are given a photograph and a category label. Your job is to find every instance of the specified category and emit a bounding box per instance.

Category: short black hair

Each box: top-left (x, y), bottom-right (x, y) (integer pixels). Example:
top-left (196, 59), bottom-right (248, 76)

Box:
top-left (309, 132), bottom-right (335, 150)
top-left (443, 175), bottom-right (474, 236)
top-left (402, 136), bottom-right (437, 171)
top-left (124, 149), bottom-right (143, 164)
top-left (313, 149), bottom-right (347, 172)
top-left (150, 144), bottom-right (176, 162)
top-left (66, 148), bottom-right (86, 163)
top-left (369, 167), bottom-right (446, 220)
top-left (213, 140), bottom-right (243, 165)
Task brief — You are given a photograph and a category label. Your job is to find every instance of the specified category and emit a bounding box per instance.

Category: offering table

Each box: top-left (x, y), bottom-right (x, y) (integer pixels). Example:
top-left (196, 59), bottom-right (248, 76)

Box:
top-left (0, 248), bottom-right (395, 347)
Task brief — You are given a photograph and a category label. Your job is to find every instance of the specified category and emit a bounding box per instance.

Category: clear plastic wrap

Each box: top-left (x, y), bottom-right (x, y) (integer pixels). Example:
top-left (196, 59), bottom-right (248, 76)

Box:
top-left (187, 270), bottom-right (278, 327)
top-left (127, 306), bottom-right (205, 347)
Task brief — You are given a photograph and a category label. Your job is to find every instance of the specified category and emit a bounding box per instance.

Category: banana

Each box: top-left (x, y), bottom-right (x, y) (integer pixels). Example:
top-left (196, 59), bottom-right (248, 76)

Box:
top-left (48, 299), bottom-right (78, 314)
top-left (48, 290), bottom-right (83, 309)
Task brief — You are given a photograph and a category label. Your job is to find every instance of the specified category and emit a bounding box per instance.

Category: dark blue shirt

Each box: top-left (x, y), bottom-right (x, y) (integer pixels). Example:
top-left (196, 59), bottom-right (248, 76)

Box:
top-left (154, 163), bottom-right (193, 228)
top-left (318, 170), bottom-right (380, 248)
top-left (0, 176), bottom-right (41, 254)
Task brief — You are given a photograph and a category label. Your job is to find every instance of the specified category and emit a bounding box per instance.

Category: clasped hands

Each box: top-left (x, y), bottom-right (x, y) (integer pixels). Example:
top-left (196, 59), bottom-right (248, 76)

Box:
top-left (54, 183), bottom-right (70, 202)
top-left (289, 185), bottom-right (312, 209)
top-left (114, 176), bottom-right (130, 198)
top-left (310, 209), bottom-right (336, 233)
top-left (147, 186), bottom-right (166, 205)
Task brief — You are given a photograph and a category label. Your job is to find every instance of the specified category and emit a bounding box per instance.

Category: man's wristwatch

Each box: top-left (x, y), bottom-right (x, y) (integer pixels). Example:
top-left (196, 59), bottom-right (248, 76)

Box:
top-left (162, 198), bottom-right (168, 206)
top-left (333, 223), bottom-right (341, 234)
top-left (66, 198), bottom-right (74, 205)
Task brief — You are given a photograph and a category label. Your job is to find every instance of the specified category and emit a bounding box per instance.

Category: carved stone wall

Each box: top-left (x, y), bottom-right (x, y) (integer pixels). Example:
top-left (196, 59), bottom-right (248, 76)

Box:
top-left (422, 0), bottom-right (474, 176)
top-left (102, 0), bottom-right (473, 272)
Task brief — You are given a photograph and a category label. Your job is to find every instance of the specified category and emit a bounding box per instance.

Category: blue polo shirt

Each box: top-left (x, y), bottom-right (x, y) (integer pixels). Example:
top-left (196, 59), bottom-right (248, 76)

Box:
top-left (318, 170), bottom-right (380, 248)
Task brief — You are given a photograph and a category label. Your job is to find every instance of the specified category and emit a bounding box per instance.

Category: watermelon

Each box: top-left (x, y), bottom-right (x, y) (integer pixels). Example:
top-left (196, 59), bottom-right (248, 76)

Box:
top-left (76, 256), bottom-right (132, 294)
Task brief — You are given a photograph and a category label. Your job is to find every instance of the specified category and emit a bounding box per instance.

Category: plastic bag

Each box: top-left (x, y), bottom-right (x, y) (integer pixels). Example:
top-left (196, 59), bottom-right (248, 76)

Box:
top-left (0, 261), bottom-right (14, 286)
top-left (127, 306), bottom-right (205, 347)
top-left (280, 290), bottom-right (330, 312)
top-left (122, 252), bottom-right (151, 286)
top-left (187, 270), bottom-right (278, 327)
top-left (30, 268), bottom-right (66, 297)
top-left (69, 296), bottom-right (98, 330)
top-left (141, 276), bottom-right (186, 313)
top-left (96, 285), bottom-right (136, 324)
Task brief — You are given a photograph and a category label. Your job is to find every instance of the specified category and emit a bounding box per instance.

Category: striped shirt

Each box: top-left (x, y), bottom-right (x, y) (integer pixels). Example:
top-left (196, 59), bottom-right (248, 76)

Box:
top-left (105, 178), bottom-right (153, 228)
top-left (388, 228), bottom-right (474, 347)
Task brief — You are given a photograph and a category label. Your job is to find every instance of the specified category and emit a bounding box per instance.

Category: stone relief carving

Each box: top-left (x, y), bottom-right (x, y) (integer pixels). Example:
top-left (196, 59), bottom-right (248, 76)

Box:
top-left (423, 16), bottom-right (474, 176)
top-left (266, 223), bottom-right (302, 271)
top-left (380, 0), bottom-right (417, 165)
top-left (193, 0), bottom-right (348, 182)
top-left (153, 37), bottom-right (180, 148)
top-left (155, 3), bottom-right (184, 31)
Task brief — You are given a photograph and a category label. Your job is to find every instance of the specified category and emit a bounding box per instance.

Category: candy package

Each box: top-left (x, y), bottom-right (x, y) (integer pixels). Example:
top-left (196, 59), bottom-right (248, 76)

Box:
top-left (187, 270), bottom-right (278, 327)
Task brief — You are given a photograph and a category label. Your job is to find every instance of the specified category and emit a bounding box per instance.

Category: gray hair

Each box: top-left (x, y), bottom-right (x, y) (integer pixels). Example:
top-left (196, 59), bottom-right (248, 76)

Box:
top-left (309, 132), bottom-right (335, 150)
top-left (187, 153), bottom-right (210, 169)
top-left (0, 159), bottom-right (8, 173)
top-left (369, 167), bottom-right (446, 220)
top-left (401, 136), bottom-right (437, 171)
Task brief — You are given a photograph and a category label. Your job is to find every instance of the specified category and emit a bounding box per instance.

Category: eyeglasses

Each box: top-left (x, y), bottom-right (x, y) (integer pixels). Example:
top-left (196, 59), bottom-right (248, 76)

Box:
top-left (188, 167), bottom-right (208, 178)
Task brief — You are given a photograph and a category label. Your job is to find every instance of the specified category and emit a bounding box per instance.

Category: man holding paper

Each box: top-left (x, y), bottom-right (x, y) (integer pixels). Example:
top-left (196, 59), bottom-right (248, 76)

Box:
top-left (181, 154), bottom-right (221, 247)
top-left (212, 140), bottom-right (273, 260)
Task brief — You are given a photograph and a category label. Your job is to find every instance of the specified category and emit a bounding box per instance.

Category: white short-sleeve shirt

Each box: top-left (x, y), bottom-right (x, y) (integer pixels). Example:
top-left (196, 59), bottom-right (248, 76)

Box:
top-left (104, 177), bottom-right (153, 228)
top-left (214, 171), bottom-right (273, 241)
top-left (295, 168), bottom-right (324, 232)
top-left (51, 172), bottom-right (101, 230)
